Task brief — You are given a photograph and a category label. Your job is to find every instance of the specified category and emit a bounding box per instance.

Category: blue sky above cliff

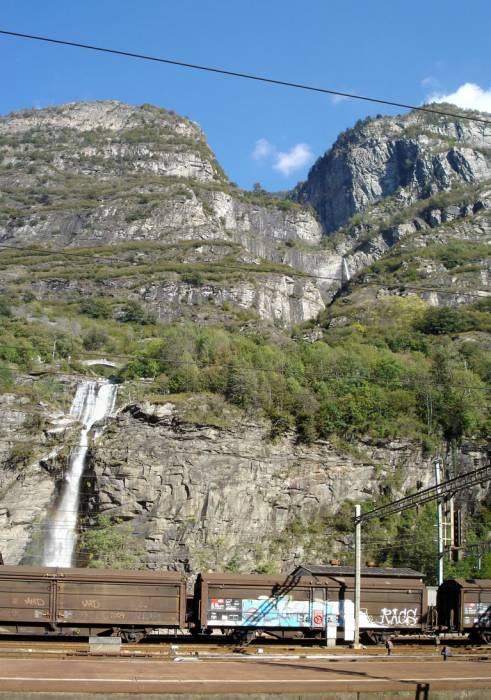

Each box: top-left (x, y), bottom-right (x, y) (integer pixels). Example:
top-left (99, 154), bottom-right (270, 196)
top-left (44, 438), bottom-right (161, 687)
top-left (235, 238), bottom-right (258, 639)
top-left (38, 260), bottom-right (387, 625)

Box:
top-left (1, 0), bottom-right (490, 190)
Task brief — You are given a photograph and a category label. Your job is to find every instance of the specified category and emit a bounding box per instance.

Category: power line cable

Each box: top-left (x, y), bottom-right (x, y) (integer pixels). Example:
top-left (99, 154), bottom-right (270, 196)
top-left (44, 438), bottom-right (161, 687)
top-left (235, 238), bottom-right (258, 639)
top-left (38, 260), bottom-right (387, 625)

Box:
top-left (1, 29), bottom-right (491, 126)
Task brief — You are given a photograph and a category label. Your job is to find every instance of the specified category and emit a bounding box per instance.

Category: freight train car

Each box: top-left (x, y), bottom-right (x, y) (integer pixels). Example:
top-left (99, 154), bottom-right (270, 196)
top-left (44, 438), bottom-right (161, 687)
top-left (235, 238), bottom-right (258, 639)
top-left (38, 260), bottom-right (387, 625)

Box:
top-left (293, 564), bottom-right (428, 643)
top-left (0, 565), bottom-right (186, 641)
top-left (193, 572), bottom-right (330, 641)
top-left (437, 578), bottom-right (491, 644)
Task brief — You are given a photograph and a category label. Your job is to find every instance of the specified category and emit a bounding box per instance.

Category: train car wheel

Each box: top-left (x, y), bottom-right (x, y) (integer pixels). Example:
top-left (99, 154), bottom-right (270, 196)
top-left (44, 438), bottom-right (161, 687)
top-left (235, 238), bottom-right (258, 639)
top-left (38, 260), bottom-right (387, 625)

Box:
top-left (478, 630), bottom-right (491, 645)
top-left (233, 628), bottom-right (257, 645)
top-left (121, 629), bottom-right (146, 643)
top-left (363, 630), bottom-right (387, 646)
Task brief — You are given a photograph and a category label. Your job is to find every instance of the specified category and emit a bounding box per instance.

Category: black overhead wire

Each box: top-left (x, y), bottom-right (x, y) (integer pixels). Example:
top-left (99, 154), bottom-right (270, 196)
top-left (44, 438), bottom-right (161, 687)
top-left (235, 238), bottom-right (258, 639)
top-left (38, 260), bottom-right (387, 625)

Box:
top-left (0, 34), bottom-right (489, 305)
top-left (1, 29), bottom-right (491, 127)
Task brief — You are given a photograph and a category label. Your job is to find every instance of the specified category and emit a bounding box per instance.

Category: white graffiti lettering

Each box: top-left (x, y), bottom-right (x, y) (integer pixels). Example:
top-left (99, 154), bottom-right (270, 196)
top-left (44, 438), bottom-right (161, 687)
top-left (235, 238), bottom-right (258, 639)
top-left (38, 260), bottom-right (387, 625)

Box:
top-left (24, 596), bottom-right (46, 607)
top-left (378, 607), bottom-right (418, 626)
top-left (360, 608), bottom-right (378, 625)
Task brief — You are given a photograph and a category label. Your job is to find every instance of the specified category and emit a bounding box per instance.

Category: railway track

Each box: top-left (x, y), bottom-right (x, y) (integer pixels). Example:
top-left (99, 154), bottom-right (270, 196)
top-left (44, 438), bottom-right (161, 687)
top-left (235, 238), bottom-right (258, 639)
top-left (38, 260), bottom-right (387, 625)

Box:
top-left (0, 638), bottom-right (489, 660)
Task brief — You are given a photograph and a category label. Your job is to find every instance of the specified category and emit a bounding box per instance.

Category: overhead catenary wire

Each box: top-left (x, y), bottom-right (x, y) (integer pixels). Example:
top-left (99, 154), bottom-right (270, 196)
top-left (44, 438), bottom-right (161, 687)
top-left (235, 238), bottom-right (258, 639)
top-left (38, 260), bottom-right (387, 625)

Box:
top-left (1, 28), bottom-right (491, 127)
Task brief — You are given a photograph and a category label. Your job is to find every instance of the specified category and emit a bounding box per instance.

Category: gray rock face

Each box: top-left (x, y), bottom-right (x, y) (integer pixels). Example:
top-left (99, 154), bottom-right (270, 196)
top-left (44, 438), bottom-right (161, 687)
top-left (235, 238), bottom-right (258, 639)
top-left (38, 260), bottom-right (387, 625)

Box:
top-left (1, 101), bottom-right (490, 325)
top-left (296, 110), bottom-right (491, 232)
top-left (342, 190), bottom-right (491, 308)
top-left (0, 101), bottom-right (332, 325)
top-left (0, 101), bottom-right (217, 180)
top-left (1, 388), bottom-right (488, 569)
top-left (0, 392), bottom-right (59, 563)
top-left (81, 401), bottom-right (488, 574)
top-left (139, 275), bottom-right (325, 327)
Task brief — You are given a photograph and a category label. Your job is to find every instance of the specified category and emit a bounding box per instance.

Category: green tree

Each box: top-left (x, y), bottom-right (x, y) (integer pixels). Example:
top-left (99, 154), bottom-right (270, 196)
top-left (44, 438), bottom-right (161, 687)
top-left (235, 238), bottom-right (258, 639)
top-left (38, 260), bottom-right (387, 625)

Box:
top-left (83, 328), bottom-right (108, 351)
top-left (120, 301), bottom-right (147, 324)
top-left (417, 307), bottom-right (473, 335)
top-left (0, 298), bottom-right (12, 317)
top-left (79, 515), bottom-right (146, 569)
top-left (80, 297), bottom-right (112, 319)
top-left (0, 363), bottom-right (12, 391)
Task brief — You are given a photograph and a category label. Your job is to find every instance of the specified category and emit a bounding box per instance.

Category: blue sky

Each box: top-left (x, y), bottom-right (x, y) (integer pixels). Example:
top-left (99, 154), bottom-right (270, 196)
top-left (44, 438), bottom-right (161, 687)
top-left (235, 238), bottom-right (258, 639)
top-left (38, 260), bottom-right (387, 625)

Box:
top-left (1, 1), bottom-right (490, 191)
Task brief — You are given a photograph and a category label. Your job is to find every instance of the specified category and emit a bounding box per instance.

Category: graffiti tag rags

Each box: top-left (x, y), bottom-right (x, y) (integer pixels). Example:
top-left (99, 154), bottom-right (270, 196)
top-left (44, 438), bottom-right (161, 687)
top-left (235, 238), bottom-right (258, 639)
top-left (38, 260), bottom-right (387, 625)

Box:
top-left (378, 608), bottom-right (418, 626)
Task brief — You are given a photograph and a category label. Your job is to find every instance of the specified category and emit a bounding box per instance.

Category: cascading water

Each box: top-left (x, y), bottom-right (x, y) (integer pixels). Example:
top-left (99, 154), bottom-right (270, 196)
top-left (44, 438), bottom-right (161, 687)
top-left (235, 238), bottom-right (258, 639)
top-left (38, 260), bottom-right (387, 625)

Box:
top-left (42, 380), bottom-right (117, 567)
top-left (342, 257), bottom-right (351, 282)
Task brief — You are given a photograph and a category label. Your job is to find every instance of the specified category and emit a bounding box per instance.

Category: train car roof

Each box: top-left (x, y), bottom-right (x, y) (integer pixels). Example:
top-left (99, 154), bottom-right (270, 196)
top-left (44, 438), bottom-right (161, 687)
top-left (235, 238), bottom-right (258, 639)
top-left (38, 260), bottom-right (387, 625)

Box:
top-left (294, 564), bottom-right (425, 579)
top-left (0, 564), bottom-right (185, 583)
top-left (441, 578), bottom-right (491, 590)
top-left (197, 572), bottom-right (321, 586)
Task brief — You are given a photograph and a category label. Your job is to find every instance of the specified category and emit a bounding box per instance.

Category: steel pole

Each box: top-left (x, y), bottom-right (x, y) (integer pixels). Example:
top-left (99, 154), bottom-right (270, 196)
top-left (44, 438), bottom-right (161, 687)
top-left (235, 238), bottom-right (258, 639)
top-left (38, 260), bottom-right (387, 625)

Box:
top-left (435, 459), bottom-right (444, 586)
top-left (354, 504), bottom-right (361, 648)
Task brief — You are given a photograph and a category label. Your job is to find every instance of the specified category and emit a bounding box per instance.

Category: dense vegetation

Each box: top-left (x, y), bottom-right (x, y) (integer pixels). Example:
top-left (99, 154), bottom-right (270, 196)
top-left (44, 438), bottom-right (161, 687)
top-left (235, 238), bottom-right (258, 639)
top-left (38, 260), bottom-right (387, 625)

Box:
top-left (1, 288), bottom-right (489, 446)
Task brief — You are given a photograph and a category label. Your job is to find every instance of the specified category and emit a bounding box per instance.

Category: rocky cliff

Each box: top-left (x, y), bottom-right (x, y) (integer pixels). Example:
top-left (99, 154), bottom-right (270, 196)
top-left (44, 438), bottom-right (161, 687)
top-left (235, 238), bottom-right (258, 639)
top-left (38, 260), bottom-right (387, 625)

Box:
top-left (82, 400), bottom-right (488, 573)
top-left (295, 106), bottom-right (491, 233)
top-left (1, 387), bottom-right (487, 574)
top-left (0, 101), bottom-right (333, 325)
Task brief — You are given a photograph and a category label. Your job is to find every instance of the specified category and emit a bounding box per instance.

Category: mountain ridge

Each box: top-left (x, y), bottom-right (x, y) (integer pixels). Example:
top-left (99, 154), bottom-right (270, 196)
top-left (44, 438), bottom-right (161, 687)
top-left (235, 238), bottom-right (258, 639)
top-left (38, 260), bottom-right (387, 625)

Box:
top-left (0, 99), bottom-right (489, 577)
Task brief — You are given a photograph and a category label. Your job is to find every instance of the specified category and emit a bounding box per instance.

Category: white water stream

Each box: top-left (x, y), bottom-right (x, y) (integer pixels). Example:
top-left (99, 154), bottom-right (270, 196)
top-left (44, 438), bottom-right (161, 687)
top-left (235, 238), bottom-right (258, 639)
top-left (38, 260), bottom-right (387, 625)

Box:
top-left (42, 380), bottom-right (117, 567)
top-left (342, 257), bottom-right (351, 282)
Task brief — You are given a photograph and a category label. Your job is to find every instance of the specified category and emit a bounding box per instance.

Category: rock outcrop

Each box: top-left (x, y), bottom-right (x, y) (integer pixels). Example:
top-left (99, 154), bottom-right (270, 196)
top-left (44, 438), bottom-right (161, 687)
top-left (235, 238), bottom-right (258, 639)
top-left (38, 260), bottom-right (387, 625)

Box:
top-left (295, 107), bottom-right (491, 233)
top-left (1, 101), bottom-right (490, 323)
top-left (80, 400), bottom-right (488, 574)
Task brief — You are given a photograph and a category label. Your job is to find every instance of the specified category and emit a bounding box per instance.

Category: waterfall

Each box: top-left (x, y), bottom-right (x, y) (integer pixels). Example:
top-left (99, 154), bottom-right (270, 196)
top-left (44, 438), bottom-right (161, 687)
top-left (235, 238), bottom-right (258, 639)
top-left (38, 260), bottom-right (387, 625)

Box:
top-left (342, 257), bottom-right (351, 282)
top-left (42, 380), bottom-right (117, 568)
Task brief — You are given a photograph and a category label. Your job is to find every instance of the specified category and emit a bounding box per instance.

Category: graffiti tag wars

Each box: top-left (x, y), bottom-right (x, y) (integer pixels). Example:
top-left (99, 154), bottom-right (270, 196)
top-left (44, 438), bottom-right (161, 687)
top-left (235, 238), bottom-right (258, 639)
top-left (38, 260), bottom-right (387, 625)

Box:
top-left (356, 607), bottom-right (418, 627)
top-left (208, 596), bottom-right (320, 628)
top-left (24, 597), bottom-right (46, 607)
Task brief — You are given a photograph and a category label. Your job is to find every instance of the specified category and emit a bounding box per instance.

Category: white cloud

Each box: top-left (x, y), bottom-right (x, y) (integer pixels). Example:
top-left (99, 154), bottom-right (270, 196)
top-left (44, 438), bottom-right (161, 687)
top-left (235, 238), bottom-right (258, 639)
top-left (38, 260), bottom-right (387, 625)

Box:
top-left (427, 82), bottom-right (491, 112)
top-left (331, 94), bottom-right (349, 104)
top-left (421, 76), bottom-right (438, 87)
top-left (273, 143), bottom-right (314, 176)
top-left (251, 138), bottom-right (275, 160)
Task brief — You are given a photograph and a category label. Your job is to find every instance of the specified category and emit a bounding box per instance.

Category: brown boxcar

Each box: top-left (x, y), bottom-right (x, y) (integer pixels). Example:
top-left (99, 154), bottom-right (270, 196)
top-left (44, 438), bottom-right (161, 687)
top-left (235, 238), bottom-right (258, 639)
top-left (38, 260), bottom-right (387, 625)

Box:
top-left (0, 565), bottom-right (186, 641)
top-left (194, 572), bottom-right (329, 640)
top-left (437, 579), bottom-right (491, 643)
top-left (293, 565), bottom-right (427, 643)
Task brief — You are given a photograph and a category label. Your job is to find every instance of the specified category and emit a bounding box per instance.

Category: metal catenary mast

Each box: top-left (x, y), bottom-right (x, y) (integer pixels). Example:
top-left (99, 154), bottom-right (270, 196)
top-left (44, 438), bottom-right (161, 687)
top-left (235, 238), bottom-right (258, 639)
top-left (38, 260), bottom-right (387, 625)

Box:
top-left (352, 462), bottom-right (491, 648)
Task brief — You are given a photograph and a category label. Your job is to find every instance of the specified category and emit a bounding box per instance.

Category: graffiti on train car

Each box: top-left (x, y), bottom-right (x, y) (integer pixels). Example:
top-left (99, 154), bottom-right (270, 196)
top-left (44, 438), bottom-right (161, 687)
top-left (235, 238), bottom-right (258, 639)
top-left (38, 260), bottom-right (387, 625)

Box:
top-left (464, 602), bottom-right (491, 625)
top-left (206, 597), bottom-right (420, 629)
top-left (24, 597), bottom-right (46, 607)
top-left (208, 595), bottom-right (325, 628)
top-left (207, 594), bottom-right (420, 629)
top-left (378, 608), bottom-right (418, 626)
